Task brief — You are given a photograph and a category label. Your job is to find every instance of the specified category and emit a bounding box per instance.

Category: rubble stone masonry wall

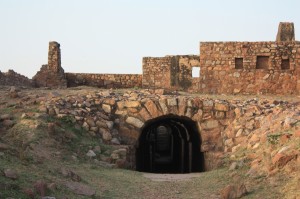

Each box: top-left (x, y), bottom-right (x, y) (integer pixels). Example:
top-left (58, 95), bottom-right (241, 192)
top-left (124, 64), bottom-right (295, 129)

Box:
top-left (199, 41), bottom-right (300, 94)
top-left (173, 55), bottom-right (200, 90)
top-left (142, 55), bottom-right (200, 90)
top-left (142, 57), bottom-right (172, 89)
top-left (0, 70), bottom-right (32, 87)
top-left (33, 65), bottom-right (67, 88)
top-left (66, 73), bottom-right (142, 88)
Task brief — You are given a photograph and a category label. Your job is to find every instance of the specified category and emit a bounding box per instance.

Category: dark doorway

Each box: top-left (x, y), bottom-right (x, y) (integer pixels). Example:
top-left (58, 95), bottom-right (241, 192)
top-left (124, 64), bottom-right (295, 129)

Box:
top-left (281, 59), bottom-right (290, 70)
top-left (136, 115), bottom-right (205, 173)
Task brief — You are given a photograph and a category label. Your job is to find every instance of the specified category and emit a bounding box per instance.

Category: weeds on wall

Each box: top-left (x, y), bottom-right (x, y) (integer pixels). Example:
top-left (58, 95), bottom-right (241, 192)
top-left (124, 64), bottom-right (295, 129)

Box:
top-left (267, 131), bottom-right (293, 145)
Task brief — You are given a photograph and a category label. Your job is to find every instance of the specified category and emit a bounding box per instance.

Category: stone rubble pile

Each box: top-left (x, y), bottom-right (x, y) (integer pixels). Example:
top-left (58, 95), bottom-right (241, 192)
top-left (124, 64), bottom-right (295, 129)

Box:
top-left (224, 97), bottom-right (300, 182)
top-left (0, 70), bottom-right (32, 87)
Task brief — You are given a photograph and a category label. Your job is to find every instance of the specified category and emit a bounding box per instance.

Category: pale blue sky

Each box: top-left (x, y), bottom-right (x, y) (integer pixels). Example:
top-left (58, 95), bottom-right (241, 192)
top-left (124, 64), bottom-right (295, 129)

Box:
top-left (0, 0), bottom-right (299, 78)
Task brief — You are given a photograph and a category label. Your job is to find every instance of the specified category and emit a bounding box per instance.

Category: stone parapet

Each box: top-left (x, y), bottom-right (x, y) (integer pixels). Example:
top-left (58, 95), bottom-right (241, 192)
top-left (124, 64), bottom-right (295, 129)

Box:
top-left (199, 41), bottom-right (300, 94)
top-left (66, 73), bottom-right (142, 88)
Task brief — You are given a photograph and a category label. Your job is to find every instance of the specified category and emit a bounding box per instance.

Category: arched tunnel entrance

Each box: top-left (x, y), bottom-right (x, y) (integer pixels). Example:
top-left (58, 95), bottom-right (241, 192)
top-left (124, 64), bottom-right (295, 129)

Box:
top-left (136, 115), bottom-right (205, 173)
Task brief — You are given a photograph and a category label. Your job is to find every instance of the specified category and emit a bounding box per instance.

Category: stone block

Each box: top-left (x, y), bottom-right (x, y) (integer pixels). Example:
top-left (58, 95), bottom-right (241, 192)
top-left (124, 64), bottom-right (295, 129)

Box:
top-left (124, 101), bottom-right (141, 108)
top-left (215, 111), bottom-right (225, 119)
top-left (126, 117), bottom-right (144, 128)
top-left (167, 98), bottom-right (177, 106)
top-left (178, 97), bottom-right (187, 116)
top-left (203, 100), bottom-right (214, 108)
top-left (102, 104), bottom-right (111, 114)
top-left (144, 100), bottom-right (162, 118)
top-left (158, 99), bottom-right (168, 115)
top-left (214, 103), bottom-right (229, 111)
top-left (138, 108), bottom-right (151, 121)
top-left (202, 119), bottom-right (219, 129)
top-left (192, 109), bottom-right (203, 121)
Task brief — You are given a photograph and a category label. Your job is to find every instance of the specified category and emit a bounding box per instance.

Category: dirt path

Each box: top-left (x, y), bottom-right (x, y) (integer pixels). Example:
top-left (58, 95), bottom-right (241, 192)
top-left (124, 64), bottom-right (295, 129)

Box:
top-left (143, 173), bottom-right (203, 182)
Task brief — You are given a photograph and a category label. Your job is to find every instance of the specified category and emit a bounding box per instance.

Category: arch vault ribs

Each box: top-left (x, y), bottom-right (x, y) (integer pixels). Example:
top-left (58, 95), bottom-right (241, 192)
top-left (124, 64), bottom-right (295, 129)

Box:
top-left (136, 115), bottom-right (205, 173)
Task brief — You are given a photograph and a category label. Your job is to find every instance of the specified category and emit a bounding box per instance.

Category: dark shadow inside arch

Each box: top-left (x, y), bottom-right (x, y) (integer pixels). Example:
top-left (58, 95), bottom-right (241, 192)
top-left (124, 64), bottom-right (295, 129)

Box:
top-left (136, 114), bottom-right (205, 173)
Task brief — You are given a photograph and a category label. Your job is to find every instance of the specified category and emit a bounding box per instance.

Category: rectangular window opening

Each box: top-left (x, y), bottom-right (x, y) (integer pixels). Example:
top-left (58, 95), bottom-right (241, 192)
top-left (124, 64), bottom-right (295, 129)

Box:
top-left (281, 59), bottom-right (290, 70)
top-left (256, 56), bottom-right (269, 69)
top-left (192, 67), bottom-right (200, 78)
top-left (235, 58), bottom-right (243, 69)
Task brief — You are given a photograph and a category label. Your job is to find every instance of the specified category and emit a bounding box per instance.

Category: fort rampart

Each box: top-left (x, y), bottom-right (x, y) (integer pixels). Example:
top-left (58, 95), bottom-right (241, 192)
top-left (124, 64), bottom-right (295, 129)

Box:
top-left (1, 22), bottom-right (299, 95)
top-left (65, 73), bottom-right (142, 88)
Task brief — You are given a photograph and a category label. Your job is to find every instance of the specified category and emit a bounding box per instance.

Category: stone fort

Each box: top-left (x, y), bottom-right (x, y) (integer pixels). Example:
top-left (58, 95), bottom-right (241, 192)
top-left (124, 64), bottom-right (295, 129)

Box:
top-left (27, 22), bottom-right (299, 95)
top-left (1, 22), bottom-right (300, 173)
top-left (1, 22), bottom-right (298, 95)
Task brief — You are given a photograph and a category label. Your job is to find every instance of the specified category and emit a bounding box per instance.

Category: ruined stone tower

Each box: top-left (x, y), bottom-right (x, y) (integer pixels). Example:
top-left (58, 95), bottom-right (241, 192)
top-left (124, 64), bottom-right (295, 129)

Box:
top-left (48, 41), bottom-right (61, 73)
top-left (33, 41), bottom-right (67, 88)
top-left (276, 22), bottom-right (295, 42)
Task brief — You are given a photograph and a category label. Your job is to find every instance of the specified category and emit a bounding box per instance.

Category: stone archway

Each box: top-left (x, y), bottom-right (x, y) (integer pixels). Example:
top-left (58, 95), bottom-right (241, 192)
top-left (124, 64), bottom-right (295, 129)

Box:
top-left (135, 114), bottom-right (205, 173)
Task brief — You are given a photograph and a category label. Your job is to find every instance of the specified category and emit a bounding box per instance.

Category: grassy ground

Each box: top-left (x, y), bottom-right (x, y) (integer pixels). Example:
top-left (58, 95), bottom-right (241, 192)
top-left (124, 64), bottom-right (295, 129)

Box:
top-left (0, 154), bottom-right (285, 199)
top-left (0, 87), bottom-right (293, 198)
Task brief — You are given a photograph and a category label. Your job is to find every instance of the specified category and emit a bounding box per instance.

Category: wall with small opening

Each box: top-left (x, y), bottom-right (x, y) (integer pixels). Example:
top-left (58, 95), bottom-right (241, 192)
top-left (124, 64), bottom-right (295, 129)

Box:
top-left (142, 55), bottom-right (200, 91)
top-left (177, 56), bottom-right (200, 90)
top-left (199, 41), bottom-right (300, 94)
top-left (192, 67), bottom-right (200, 77)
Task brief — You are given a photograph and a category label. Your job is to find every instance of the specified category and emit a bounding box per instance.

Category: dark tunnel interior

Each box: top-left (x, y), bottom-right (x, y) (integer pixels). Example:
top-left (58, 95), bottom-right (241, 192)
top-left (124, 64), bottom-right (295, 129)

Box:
top-left (136, 115), bottom-right (205, 173)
